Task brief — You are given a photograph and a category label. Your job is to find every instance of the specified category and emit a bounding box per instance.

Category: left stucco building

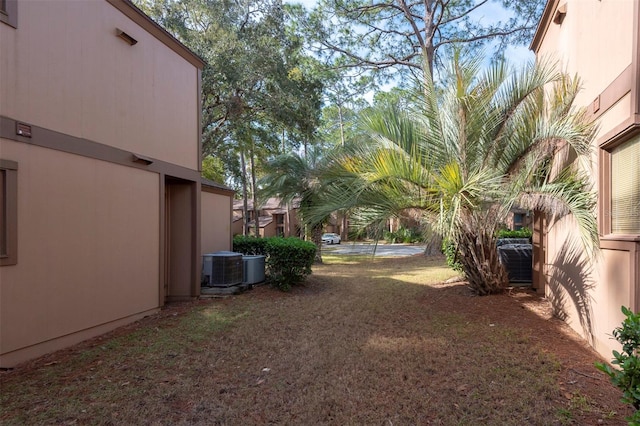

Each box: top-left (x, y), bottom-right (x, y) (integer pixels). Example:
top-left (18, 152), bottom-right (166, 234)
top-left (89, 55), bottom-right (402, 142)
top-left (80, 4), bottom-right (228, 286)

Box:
top-left (0, 0), bottom-right (214, 367)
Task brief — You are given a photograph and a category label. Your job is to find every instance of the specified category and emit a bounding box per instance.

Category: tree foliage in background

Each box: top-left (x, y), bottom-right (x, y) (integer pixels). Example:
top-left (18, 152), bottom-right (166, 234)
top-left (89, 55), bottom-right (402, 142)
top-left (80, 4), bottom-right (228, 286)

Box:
top-left (259, 146), bottom-right (337, 263)
top-left (135, 0), bottom-right (324, 188)
top-left (309, 53), bottom-right (598, 295)
top-left (201, 155), bottom-right (225, 183)
top-left (299, 0), bottom-right (544, 84)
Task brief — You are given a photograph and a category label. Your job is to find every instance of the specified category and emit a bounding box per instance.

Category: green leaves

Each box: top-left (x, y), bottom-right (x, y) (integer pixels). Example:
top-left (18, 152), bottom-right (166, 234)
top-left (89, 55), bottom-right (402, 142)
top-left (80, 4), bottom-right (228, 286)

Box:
top-left (312, 52), bottom-right (598, 294)
top-left (136, 0), bottom-right (324, 184)
top-left (233, 236), bottom-right (316, 291)
top-left (303, 0), bottom-right (545, 83)
top-left (596, 306), bottom-right (640, 423)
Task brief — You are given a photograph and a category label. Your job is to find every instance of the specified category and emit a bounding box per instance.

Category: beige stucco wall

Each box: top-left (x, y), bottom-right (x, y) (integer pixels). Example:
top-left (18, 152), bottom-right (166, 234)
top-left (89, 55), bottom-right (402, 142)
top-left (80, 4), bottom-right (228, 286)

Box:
top-left (536, 1), bottom-right (634, 107)
top-left (0, 140), bottom-right (161, 365)
top-left (542, 215), bottom-right (634, 356)
top-left (0, 0), bottom-right (204, 367)
top-left (232, 219), bottom-right (244, 237)
top-left (535, 0), bottom-right (637, 359)
top-left (0, 0), bottom-right (200, 170)
top-left (201, 191), bottom-right (232, 254)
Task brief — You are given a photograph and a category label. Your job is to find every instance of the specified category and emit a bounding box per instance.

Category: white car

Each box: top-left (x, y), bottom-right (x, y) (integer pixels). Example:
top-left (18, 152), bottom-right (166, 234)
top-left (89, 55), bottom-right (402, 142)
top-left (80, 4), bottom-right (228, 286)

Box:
top-left (322, 233), bottom-right (341, 244)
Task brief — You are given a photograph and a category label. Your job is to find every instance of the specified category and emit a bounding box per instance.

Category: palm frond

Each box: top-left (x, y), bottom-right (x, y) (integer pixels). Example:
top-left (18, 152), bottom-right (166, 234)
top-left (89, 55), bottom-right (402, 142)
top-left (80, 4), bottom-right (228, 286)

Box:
top-left (519, 166), bottom-right (599, 256)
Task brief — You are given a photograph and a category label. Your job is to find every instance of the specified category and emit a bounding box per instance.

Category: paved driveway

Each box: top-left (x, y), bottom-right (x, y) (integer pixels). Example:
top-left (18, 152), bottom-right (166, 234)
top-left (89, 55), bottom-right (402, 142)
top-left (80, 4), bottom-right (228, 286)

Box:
top-left (322, 242), bottom-right (426, 257)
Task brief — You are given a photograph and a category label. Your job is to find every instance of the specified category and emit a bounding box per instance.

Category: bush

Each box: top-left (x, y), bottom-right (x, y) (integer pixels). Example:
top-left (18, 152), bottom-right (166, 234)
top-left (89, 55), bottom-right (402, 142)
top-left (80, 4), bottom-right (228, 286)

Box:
top-left (441, 238), bottom-right (464, 273)
top-left (233, 235), bottom-right (269, 255)
top-left (233, 236), bottom-right (316, 291)
top-left (496, 228), bottom-right (532, 240)
top-left (596, 306), bottom-right (640, 424)
top-left (384, 227), bottom-right (424, 244)
top-left (265, 237), bottom-right (316, 291)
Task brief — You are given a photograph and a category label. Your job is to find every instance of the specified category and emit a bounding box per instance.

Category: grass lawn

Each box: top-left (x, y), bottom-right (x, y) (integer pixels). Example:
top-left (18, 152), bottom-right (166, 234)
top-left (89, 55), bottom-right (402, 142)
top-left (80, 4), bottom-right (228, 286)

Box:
top-left (0, 255), bottom-right (630, 425)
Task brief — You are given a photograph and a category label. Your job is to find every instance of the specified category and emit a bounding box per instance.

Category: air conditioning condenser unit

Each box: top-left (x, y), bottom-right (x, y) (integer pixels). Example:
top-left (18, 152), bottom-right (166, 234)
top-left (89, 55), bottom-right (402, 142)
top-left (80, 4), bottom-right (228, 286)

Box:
top-left (202, 251), bottom-right (243, 287)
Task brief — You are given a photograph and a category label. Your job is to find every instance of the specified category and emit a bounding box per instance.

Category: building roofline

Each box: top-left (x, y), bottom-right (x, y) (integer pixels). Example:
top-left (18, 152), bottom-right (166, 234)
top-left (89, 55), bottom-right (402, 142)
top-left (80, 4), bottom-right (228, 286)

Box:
top-left (202, 178), bottom-right (235, 195)
top-left (530, 0), bottom-right (559, 53)
top-left (106, 0), bottom-right (206, 69)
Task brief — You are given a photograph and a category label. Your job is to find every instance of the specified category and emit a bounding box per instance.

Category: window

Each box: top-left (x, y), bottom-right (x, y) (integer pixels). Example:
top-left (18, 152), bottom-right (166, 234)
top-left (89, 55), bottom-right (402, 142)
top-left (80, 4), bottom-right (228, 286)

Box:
top-left (611, 136), bottom-right (640, 234)
top-left (0, 0), bottom-right (17, 28)
top-left (0, 159), bottom-right (18, 266)
top-left (275, 214), bottom-right (285, 237)
top-left (513, 213), bottom-right (525, 230)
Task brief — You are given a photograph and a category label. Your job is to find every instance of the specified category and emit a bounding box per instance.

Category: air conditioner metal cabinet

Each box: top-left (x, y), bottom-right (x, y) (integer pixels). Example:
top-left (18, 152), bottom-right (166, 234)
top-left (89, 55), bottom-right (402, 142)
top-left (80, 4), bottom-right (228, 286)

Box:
top-left (243, 255), bottom-right (266, 284)
top-left (497, 244), bottom-right (533, 283)
top-left (202, 251), bottom-right (243, 287)
top-left (496, 238), bottom-right (531, 247)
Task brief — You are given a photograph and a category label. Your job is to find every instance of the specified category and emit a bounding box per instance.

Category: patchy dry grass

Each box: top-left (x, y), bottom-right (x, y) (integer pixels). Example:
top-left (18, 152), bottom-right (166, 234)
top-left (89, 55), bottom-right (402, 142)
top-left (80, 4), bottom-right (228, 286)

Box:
top-left (0, 255), bottom-right (630, 425)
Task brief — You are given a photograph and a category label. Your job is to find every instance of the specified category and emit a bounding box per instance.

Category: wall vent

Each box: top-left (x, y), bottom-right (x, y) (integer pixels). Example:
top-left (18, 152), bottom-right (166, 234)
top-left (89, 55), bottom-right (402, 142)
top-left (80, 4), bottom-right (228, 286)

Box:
top-left (116, 28), bottom-right (138, 45)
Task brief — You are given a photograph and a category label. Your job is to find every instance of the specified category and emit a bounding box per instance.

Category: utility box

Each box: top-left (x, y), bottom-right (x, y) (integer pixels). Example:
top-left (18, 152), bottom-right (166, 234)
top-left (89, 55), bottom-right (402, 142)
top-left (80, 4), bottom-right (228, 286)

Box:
top-left (243, 255), bottom-right (266, 285)
top-left (497, 238), bottom-right (531, 247)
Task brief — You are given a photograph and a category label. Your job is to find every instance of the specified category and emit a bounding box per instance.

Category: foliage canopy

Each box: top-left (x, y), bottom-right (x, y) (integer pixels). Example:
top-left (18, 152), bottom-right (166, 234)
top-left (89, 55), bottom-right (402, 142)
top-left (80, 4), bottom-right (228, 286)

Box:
top-left (309, 53), bottom-right (598, 294)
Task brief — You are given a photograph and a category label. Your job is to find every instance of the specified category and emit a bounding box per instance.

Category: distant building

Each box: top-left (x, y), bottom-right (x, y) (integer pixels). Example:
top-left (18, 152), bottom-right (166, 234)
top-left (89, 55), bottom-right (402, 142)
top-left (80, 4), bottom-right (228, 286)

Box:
top-left (233, 198), bottom-right (301, 238)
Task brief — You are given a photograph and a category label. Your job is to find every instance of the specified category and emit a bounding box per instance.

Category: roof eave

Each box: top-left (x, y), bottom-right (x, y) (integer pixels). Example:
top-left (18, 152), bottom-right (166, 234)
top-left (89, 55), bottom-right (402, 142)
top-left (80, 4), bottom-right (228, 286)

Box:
top-left (106, 0), bottom-right (206, 69)
top-left (530, 0), bottom-right (559, 54)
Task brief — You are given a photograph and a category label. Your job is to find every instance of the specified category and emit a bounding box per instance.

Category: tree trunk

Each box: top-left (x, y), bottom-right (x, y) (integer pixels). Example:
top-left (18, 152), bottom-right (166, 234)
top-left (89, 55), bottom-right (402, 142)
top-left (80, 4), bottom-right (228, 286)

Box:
top-left (250, 140), bottom-right (260, 238)
top-left (240, 150), bottom-right (249, 236)
top-left (423, 233), bottom-right (442, 256)
top-left (453, 212), bottom-right (509, 295)
top-left (340, 211), bottom-right (348, 242)
top-left (338, 104), bottom-right (345, 146)
top-left (311, 223), bottom-right (323, 264)
top-left (455, 227), bottom-right (509, 295)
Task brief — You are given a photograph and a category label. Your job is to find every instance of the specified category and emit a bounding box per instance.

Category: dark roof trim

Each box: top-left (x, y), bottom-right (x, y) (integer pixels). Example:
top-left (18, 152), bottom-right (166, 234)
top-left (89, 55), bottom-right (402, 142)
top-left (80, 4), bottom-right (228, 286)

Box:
top-left (0, 115), bottom-right (200, 182)
top-left (201, 178), bottom-right (235, 195)
top-left (530, 0), bottom-right (559, 53)
top-left (106, 0), bottom-right (205, 69)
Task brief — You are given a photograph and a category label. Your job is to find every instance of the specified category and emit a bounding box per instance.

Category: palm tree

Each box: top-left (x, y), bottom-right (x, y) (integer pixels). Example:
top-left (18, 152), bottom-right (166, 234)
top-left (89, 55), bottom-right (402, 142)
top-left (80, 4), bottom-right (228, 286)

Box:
top-left (311, 54), bottom-right (598, 295)
top-left (259, 147), bottom-right (330, 263)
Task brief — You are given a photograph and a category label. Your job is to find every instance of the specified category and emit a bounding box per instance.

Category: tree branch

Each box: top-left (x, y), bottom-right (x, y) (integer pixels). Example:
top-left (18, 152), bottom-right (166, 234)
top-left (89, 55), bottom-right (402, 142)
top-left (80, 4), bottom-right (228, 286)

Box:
top-left (435, 25), bottom-right (536, 48)
top-left (320, 39), bottom-right (422, 70)
top-left (396, 0), bottom-right (426, 49)
top-left (441, 0), bottom-right (489, 26)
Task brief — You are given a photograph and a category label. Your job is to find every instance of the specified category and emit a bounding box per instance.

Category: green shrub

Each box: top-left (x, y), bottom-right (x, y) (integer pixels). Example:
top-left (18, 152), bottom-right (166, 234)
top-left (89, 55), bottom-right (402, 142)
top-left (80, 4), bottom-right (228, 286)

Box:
top-left (496, 228), bottom-right (532, 239)
top-left (596, 306), bottom-right (640, 424)
top-left (233, 236), bottom-right (316, 291)
top-left (265, 237), bottom-right (316, 291)
top-left (441, 238), bottom-right (464, 273)
top-left (384, 227), bottom-right (424, 244)
top-left (384, 230), bottom-right (399, 244)
top-left (233, 235), bottom-right (268, 255)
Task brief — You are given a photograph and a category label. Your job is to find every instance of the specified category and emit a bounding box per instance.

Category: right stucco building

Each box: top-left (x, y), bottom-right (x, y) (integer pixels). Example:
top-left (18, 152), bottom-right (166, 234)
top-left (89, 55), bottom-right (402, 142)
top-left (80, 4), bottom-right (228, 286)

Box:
top-left (531, 0), bottom-right (640, 358)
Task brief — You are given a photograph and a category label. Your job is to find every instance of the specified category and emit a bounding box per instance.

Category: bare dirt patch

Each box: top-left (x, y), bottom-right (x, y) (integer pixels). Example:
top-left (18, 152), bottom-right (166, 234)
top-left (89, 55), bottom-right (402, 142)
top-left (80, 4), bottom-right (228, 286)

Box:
top-left (0, 255), bottom-right (630, 425)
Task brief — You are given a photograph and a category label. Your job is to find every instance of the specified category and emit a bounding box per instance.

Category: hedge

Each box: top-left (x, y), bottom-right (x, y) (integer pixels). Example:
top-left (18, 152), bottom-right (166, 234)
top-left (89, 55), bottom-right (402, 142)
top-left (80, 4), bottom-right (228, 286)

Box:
top-left (233, 236), bottom-right (316, 291)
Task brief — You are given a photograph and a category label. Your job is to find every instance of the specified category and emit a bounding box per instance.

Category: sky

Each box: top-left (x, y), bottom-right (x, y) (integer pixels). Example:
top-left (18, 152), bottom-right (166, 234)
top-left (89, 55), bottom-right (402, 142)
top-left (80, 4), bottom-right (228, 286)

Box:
top-left (282, 0), bottom-right (537, 101)
top-left (284, 0), bottom-right (317, 10)
top-left (283, 0), bottom-right (536, 64)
